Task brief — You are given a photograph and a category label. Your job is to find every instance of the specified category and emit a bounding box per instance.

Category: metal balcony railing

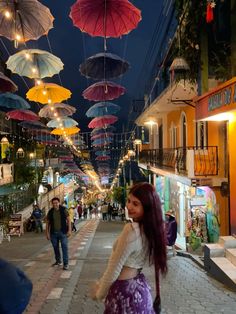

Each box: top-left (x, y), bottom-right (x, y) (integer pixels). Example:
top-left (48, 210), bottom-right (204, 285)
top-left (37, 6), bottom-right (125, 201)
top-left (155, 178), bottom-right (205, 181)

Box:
top-left (139, 146), bottom-right (218, 177)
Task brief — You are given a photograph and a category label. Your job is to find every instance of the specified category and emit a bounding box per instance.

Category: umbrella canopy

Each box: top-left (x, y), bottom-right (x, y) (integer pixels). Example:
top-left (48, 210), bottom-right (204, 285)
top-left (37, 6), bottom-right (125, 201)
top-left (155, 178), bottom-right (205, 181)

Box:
top-left (26, 83), bottom-right (71, 104)
top-left (86, 102), bottom-right (120, 118)
top-left (0, 0), bottom-right (54, 43)
top-left (96, 156), bottom-right (111, 161)
top-left (70, 0), bottom-right (141, 38)
top-left (0, 92), bottom-right (30, 109)
top-left (91, 125), bottom-right (115, 135)
top-left (95, 150), bottom-right (110, 156)
top-left (6, 49), bottom-right (64, 79)
top-left (6, 109), bottom-right (39, 121)
top-left (80, 52), bottom-right (129, 80)
top-left (47, 117), bottom-right (78, 128)
top-left (0, 71), bottom-right (18, 93)
top-left (83, 81), bottom-right (126, 101)
top-left (19, 120), bottom-right (47, 129)
top-left (51, 126), bottom-right (80, 136)
top-left (91, 132), bottom-right (114, 140)
top-left (38, 103), bottom-right (76, 118)
top-left (88, 115), bottom-right (118, 128)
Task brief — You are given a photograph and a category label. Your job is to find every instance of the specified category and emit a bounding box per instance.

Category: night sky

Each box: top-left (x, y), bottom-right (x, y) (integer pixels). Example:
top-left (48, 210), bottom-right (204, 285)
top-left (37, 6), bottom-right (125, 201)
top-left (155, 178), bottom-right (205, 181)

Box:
top-left (0, 0), bottom-right (166, 133)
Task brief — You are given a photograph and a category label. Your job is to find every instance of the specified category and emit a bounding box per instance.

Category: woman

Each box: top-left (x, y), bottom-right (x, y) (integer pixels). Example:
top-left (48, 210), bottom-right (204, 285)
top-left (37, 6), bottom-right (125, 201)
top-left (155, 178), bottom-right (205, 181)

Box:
top-left (90, 182), bottom-right (167, 313)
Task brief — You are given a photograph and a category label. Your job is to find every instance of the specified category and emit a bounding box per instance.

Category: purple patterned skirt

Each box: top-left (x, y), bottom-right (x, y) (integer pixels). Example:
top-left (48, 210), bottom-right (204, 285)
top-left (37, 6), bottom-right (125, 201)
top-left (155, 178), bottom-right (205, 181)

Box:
top-left (104, 273), bottom-right (155, 314)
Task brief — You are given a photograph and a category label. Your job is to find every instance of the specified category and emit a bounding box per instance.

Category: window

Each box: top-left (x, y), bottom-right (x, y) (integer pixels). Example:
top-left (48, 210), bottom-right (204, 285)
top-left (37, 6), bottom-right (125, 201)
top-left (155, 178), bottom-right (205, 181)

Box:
top-left (195, 121), bottom-right (208, 148)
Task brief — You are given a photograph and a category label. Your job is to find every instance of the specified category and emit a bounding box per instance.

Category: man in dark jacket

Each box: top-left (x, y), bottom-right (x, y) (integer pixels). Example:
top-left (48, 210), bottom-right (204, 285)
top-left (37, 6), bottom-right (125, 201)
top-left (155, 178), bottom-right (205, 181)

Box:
top-left (46, 197), bottom-right (71, 270)
top-left (0, 258), bottom-right (32, 314)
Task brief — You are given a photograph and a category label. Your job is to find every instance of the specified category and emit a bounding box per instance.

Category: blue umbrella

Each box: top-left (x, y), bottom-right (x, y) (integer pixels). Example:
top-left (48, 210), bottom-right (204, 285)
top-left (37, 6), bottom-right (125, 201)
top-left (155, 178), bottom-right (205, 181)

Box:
top-left (92, 137), bottom-right (113, 146)
top-left (80, 52), bottom-right (129, 80)
top-left (86, 102), bottom-right (120, 118)
top-left (95, 150), bottom-right (110, 156)
top-left (0, 92), bottom-right (30, 109)
top-left (91, 125), bottom-right (116, 135)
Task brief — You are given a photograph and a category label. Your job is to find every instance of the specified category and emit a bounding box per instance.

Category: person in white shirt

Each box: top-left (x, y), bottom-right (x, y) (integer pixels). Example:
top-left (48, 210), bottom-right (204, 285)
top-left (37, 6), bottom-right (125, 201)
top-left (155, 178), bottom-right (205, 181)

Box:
top-left (90, 182), bottom-right (167, 314)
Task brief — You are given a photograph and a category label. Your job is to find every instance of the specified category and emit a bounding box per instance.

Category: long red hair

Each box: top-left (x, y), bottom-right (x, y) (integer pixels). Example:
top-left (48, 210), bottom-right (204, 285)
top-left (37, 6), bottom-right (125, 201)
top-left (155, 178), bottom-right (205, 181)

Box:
top-left (129, 182), bottom-right (167, 293)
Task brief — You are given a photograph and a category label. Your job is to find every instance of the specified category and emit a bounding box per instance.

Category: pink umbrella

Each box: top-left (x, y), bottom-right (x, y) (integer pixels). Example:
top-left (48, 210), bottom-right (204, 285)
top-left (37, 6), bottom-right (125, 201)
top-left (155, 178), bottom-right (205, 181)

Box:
top-left (83, 81), bottom-right (126, 101)
top-left (88, 115), bottom-right (118, 129)
top-left (96, 156), bottom-right (111, 161)
top-left (6, 109), bottom-right (39, 121)
top-left (91, 132), bottom-right (114, 140)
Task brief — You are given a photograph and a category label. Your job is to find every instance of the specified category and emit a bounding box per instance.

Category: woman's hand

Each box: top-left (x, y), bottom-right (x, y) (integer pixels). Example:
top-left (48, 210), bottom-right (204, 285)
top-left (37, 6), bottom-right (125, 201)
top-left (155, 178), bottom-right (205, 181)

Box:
top-left (89, 281), bottom-right (99, 300)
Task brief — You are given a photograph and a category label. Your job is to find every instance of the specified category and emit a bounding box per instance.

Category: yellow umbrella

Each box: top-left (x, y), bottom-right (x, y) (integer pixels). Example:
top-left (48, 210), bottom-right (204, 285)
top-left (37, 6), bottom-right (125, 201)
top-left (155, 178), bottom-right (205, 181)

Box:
top-left (51, 126), bottom-right (80, 136)
top-left (26, 83), bottom-right (71, 104)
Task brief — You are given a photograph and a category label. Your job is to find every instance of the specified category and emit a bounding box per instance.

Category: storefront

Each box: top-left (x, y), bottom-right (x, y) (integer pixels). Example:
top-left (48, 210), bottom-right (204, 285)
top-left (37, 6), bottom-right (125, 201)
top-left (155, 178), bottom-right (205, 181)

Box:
top-left (195, 77), bottom-right (236, 234)
top-left (155, 174), bottom-right (220, 252)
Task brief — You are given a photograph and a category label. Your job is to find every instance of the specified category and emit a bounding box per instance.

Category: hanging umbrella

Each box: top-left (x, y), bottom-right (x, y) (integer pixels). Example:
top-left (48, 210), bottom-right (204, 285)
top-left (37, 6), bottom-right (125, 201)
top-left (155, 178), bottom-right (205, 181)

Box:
top-left (26, 83), bottom-right (71, 104)
top-left (88, 115), bottom-right (118, 128)
top-left (86, 102), bottom-right (120, 118)
top-left (6, 49), bottom-right (64, 79)
top-left (96, 156), bottom-right (111, 161)
top-left (80, 52), bottom-right (129, 80)
top-left (83, 81), bottom-right (126, 101)
top-left (0, 72), bottom-right (18, 93)
top-left (19, 120), bottom-right (47, 129)
top-left (91, 132), bottom-right (114, 140)
top-left (70, 0), bottom-right (141, 38)
top-left (92, 137), bottom-right (113, 144)
top-left (95, 150), bottom-right (110, 156)
top-left (91, 125), bottom-right (115, 135)
top-left (0, 92), bottom-right (30, 109)
top-left (51, 126), bottom-right (80, 136)
top-left (0, 0), bottom-right (54, 43)
top-left (38, 103), bottom-right (76, 118)
top-left (6, 109), bottom-right (39, 121)
top-left (47, 117), bottom-right (78, 128)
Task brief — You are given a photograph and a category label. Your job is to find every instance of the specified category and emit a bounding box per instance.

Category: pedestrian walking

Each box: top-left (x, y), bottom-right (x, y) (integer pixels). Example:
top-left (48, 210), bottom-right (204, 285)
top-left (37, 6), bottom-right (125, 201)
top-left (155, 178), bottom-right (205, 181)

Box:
top-left (31, 204), bottom-right (43, 233)
top-left (46, 197), bottom-right (71, 270)
top-left (101, 203), bottom-right (108, 221)
top-left (68, 205), bottom-right (77, 232)
top-left (90, 182), bottom-right (167, 314)
top-left (77, 202), bottom-right (83, 219)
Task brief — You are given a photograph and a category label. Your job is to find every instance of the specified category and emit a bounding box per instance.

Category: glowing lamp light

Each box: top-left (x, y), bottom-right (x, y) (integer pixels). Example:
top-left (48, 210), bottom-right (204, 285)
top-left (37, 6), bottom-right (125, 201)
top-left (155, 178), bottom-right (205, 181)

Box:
top-left (25, 53), bottom-right (30, 59)
top-left (144, 120), bottom-right (157, 135)
top-left (134, 139), bottom-right (142, 145)
top-left (1, 136), bottom-right (9, 144)
top-left (4, 10), bottom-right (11, 18)
top-left (201, 112), bottom-right (235, 122)
top-left (15, 34), bottom-right (21, 41)
top-left (48, 99), bottom-right (52, 104)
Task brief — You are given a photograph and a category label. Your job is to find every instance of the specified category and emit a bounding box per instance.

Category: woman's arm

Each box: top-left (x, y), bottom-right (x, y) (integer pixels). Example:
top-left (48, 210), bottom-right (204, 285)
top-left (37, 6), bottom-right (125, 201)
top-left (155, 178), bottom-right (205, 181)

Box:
top-left (95, 223), bottom-right (137, 301)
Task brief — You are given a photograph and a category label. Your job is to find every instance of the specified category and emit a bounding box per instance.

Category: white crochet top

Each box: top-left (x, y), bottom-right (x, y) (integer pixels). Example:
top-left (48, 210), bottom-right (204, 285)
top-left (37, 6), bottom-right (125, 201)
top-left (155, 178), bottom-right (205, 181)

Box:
top-left (96, 222), bottom-right (149, 300)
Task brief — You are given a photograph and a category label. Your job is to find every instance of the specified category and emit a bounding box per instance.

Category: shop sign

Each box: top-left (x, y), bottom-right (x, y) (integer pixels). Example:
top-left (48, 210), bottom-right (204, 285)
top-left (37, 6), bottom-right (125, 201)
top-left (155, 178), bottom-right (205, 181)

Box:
top-left (208, 84), bottom-right (234, 111)
top-left (195, 77), bottom-right (236, 120)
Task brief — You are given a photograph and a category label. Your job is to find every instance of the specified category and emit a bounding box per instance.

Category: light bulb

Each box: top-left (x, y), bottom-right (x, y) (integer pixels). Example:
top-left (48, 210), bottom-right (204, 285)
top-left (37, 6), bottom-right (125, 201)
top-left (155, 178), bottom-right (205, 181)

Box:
top-left (4, 10), bottom-right (11, 18)
top-left (15, 34), bottom-right (21, 41)
top-left (25, 53), bottom-right (30, 59)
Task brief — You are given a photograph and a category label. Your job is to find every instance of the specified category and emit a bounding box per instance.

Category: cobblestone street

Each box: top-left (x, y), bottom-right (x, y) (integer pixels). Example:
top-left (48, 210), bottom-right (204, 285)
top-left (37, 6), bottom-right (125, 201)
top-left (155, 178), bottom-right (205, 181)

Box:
top-left (0, 220), bottom-right (236, 314)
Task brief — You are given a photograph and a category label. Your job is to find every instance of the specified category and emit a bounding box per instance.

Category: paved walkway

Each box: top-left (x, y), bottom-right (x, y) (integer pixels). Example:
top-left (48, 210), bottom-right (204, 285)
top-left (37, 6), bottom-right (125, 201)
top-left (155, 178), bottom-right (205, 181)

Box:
top-left (0, 219), bottom-right (236, 314)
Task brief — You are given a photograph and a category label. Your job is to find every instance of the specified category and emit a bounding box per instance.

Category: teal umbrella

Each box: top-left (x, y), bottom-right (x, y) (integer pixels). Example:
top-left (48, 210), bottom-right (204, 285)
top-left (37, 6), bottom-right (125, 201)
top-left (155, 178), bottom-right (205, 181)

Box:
top-left (86, 102), bottom-right (120, 117)
top-left (0, 93), bottom-right (30, 109)
top-left (6, 49), bottom-right (64, 79)
top-left (47, 117), bottom-right (78, 128)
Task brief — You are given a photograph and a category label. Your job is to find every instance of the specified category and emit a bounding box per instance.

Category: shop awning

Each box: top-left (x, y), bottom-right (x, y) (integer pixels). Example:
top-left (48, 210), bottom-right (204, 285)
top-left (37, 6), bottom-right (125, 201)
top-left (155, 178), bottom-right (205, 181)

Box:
top-left (135, 80), bottom-right (197, 126)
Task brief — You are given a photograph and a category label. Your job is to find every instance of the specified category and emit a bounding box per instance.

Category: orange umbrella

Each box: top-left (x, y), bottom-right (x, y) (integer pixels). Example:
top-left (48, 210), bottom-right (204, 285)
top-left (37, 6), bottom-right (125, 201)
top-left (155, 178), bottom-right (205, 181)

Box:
top-left (51, 126), bottom-right (80, 136)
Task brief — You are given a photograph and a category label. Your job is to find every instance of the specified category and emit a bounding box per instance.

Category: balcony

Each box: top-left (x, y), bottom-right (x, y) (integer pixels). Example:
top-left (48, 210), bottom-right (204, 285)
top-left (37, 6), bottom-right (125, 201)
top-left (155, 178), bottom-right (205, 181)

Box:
top-left (139, 146), bottom-right (218, 177)
top-left (0, 163), bottom-right (14, 186)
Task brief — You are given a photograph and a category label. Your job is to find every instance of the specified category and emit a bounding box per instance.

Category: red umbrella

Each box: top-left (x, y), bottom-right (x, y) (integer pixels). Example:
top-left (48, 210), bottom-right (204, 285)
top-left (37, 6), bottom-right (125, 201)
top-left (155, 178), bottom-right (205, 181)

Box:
top-left (88, 115), bottom-right (118, 129)
top-left (96, 156), bottom-right (111, 161)
top-left (70, 0), bottom-right (141, 38)
top-left (6, 109), bottom-right (39, 121)
top-left (83, 81), bottom-right (126, 101)
top-left (91, 132), bottom-right (114, 140)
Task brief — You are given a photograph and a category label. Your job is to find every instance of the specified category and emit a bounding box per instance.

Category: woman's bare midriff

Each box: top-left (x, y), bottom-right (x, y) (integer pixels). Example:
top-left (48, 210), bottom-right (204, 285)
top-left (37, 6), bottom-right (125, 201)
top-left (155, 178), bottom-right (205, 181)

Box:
top-left (118, 266), bottom-right (139, 280)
